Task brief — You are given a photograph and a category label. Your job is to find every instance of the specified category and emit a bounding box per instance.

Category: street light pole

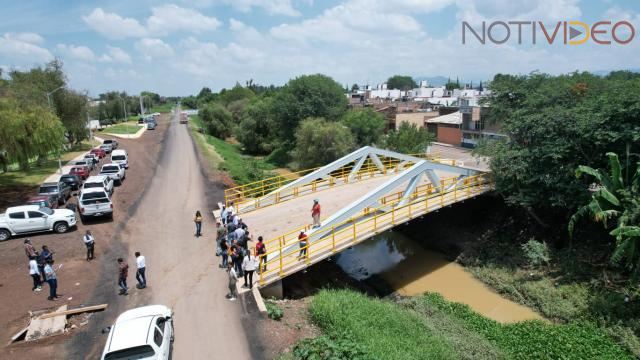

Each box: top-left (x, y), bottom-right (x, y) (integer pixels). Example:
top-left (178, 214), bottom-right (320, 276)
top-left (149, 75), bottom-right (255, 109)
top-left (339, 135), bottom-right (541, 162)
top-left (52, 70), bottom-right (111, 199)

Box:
top-left (45, 86), bottom-right (65, 174)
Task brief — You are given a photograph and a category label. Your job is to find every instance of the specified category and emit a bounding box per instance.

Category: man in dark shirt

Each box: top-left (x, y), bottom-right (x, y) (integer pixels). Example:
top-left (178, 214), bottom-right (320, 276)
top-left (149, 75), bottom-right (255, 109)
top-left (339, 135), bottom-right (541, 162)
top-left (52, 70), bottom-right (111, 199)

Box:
top-left (117, 258), bottom-right (129, 295)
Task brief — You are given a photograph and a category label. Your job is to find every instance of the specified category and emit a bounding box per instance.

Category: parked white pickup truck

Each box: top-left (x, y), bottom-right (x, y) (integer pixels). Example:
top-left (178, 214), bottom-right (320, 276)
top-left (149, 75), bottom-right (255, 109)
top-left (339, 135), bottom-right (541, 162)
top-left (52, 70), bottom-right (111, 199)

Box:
top-left (100, 163), bottom-right (126, 185)
top-left (0, 205), bottom-right (77, 241)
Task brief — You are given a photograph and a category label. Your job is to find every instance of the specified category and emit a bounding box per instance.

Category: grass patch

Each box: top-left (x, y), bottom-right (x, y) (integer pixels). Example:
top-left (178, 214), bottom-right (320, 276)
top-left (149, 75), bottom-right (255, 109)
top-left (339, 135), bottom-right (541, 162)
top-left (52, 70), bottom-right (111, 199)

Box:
top-left (460, 233), bottom-right (640, 356)
top-left (309, 289), bottom-right (457, 359)
top-left (0, 140), bottom-right (99, 187)
top-left (302, 289), bottom-right (630, 360)
top-left (409, 292), bottom-right (631, 360)
top-left (102, 123), bottom-right (143, 135)
top-left (190, 115), bottom-right (274, 185)
top-left (149, 103), bottom-right (174, 113)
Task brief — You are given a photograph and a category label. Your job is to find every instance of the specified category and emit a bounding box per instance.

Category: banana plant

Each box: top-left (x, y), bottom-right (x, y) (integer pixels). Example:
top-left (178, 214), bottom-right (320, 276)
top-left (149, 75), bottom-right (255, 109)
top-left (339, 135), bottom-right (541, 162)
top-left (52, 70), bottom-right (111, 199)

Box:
top-left (569, 152), bottom-right (640, 274)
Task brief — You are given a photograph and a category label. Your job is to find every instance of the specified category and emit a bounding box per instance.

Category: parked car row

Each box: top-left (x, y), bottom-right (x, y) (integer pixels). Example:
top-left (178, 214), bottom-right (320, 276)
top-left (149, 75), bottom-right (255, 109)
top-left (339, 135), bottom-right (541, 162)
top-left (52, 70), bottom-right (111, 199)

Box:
top-left (0, 139), bottom-right (129, 241)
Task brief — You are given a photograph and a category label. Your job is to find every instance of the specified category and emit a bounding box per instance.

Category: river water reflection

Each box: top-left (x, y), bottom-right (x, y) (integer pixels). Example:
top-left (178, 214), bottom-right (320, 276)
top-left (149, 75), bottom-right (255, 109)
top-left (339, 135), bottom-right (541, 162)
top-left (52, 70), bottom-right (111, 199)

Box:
top-left (336, 230), bottom-right (542, 323)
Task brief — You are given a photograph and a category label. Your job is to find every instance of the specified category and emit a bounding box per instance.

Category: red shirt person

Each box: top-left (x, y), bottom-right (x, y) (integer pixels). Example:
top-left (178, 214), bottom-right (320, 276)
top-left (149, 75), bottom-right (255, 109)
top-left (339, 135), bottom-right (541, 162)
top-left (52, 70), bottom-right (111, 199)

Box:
top-left (311, 199), bottom-right (321, 228)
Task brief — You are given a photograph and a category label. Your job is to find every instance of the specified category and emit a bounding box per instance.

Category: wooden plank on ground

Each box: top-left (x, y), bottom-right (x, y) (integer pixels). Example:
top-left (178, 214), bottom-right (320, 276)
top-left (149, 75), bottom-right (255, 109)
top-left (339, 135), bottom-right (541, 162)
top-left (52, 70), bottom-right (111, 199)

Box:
top-left (38, 304), bottom-right (108, 320)
top-left (26, 305), bottom-right (67, 341)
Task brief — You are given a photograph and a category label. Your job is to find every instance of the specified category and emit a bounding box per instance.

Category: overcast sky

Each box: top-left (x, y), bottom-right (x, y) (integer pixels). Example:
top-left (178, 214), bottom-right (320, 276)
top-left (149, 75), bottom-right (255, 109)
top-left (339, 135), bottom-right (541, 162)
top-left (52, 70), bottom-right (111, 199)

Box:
top-left (1, 0), bottom-right (639, 96)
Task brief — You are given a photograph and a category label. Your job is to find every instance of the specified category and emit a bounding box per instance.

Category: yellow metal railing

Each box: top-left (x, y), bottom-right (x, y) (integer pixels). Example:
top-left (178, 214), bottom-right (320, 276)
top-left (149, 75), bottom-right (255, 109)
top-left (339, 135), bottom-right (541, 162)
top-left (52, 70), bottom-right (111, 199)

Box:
top-left (251, 173), bottom-right (491, 286)
top-left (225, 152), bottom-right (452, 212)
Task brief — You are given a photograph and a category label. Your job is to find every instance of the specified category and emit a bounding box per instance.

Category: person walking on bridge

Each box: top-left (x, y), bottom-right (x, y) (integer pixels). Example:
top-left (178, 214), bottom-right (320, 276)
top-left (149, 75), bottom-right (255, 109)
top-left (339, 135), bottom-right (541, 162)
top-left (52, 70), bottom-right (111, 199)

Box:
top-left (297, 231), bottom-right (309, 260)
top-left (194, 210), bottom-right (203, 237)
top-left (255, 236), bottom-right (267, 273)
top-left (311, 199), bottom-right (321, 228)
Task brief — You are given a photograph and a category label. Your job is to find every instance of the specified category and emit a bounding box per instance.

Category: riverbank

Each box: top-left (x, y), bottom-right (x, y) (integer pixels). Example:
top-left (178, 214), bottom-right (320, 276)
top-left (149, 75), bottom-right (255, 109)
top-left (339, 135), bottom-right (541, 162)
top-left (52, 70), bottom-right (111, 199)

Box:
top-left (274, 289), bottom-right (630, 360)
top-left (254, 194), bottom-right (639, 358)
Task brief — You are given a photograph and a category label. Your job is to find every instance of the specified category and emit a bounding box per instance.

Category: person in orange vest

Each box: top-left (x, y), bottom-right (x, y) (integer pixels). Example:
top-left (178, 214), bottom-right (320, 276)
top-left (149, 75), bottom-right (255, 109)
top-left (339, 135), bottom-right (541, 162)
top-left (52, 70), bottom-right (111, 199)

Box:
top-left (297, 231), bottom-right (309, 260)
top-left (311, 199), bottom-right (321, 228)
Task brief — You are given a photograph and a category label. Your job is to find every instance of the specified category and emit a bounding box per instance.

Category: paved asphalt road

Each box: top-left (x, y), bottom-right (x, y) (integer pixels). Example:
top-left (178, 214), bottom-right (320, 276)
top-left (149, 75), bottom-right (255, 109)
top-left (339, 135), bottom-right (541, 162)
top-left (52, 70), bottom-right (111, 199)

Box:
top-left (120, 109), bottom-right (253, 359)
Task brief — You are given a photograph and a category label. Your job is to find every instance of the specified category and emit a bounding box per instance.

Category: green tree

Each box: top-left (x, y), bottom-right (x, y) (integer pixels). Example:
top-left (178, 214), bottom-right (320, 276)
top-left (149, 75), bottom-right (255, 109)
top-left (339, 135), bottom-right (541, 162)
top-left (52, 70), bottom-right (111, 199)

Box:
top-left (569, 152), bottom-right (640, 273)
top-left (0, 98), bottom-right (65, 170)
top-left (478, 72), bottom-right (640, 222)
top-left (219, 84), bottom-right (255, 106)
top-left (181, 96), bottom-right (198, 109)
top-left (387, 75), bottom-right (417, 91)
top-left (342, 108), bottom-right (386, 147)
top-left (351, 84), bottom-right (360, 92)
top-left (235, 98), bottom-right (277, 154)
top-left (55, 89), bottom-right (89, 144)
top-left (200, 102), bottom-right (233, 139)
top-left (271, 74), bottom-right (348, 145)
top-left (291, 118), bottom-right (355, 168)
top-left (384, 122), bottom-right (434, 154)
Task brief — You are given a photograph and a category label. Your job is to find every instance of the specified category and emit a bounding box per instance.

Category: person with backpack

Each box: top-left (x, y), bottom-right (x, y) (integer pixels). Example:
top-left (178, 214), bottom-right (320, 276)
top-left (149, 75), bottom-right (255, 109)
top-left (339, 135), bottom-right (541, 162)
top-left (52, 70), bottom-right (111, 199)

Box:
top-left (194, 210), bottom-right (203, 237)
top-left (255, 236), bottom-right (267, 273)
top-left (242, 252), bottom-right (258, 288)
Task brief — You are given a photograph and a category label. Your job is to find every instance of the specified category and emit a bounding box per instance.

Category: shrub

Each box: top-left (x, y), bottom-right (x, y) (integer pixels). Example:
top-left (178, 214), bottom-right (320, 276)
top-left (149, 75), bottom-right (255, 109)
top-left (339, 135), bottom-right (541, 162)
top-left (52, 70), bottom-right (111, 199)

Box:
top-left (292, 334), bottom-right (369, 360)
top-left (521, 238), bottom-right (550, 268)
top-left (266, 301), bottom-right (284, 321)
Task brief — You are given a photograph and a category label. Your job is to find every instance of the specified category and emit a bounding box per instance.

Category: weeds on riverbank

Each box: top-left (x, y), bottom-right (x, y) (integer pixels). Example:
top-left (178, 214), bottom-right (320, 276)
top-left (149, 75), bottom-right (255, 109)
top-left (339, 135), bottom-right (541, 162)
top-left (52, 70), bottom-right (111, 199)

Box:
top-left (293, 289), bottom-right (630, 360)
top-left (459, 229), bottom-right (640, 357)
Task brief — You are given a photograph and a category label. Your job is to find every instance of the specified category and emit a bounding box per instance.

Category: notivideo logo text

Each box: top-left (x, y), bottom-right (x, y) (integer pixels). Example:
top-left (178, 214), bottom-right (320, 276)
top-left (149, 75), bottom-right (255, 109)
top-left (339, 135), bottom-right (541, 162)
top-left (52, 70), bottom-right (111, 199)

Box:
top-left (462, 20), bottom-right (635, 45)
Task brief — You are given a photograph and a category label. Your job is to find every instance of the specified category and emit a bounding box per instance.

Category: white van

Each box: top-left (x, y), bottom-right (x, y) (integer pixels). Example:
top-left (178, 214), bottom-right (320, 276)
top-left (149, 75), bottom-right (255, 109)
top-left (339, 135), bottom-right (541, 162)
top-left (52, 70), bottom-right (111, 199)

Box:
top-left (111, 149), bottom-right (128, 169)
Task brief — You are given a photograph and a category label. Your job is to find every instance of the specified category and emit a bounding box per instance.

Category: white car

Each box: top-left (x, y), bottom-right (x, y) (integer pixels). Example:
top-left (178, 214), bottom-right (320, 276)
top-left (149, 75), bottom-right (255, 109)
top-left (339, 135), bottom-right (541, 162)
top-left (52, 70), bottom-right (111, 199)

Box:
top-left (100, 163), bottom-right (126, 184)
top-left (0, 205), bottom-right (77, 241)
top-left (101, 305), bottom-right (174, 360)
top-left (78, 188), bottom-right (113, 221)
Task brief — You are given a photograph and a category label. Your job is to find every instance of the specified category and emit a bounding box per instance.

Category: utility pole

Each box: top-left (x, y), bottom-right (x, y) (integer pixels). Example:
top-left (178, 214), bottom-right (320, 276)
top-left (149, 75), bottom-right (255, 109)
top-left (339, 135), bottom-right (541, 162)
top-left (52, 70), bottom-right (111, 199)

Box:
top-left (46, 86), bottom-right (65, 174)
top-left (139, 94), bottom-right (145, 116)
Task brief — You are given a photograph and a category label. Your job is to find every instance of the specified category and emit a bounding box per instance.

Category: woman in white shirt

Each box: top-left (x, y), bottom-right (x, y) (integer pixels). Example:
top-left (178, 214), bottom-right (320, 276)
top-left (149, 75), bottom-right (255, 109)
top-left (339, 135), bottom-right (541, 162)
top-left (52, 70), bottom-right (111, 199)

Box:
top-left (29, 257), bottom-right (42, 292)
top-left (241, 252), bottom-right (258, 289)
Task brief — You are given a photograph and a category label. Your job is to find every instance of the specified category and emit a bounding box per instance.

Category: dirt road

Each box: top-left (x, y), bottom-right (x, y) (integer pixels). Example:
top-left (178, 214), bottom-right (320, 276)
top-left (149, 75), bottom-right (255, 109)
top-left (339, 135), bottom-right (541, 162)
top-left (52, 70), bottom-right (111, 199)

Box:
top-left (2, 111), bottom-right (259, 359)
top-left (117, 110), bottom-right (254, 358)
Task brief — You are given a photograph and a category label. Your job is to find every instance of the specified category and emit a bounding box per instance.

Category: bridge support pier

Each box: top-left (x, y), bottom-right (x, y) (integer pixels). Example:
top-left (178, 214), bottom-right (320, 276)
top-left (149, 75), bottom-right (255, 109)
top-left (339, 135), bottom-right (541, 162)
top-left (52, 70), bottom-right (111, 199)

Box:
top-left (260, 279), bottom-right (283, 299)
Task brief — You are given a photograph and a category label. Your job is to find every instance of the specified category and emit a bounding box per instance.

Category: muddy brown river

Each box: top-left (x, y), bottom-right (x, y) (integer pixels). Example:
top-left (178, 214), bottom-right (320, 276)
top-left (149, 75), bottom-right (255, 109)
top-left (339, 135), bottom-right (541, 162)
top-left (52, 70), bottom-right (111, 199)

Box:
top-left (336, 231), bottom-right (542, 323)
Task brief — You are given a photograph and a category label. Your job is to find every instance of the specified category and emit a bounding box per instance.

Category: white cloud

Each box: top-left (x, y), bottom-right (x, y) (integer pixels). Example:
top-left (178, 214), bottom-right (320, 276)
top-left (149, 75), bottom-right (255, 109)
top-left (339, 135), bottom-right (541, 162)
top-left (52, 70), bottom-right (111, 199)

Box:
top-left (100, 46), bottom-right (132, 64)
top-left (147, 4), bottom-right (221, 35)
top-left (82, 8), bottom-right (147, 39)
top-left (189, 0), bottom-right (301, 16)
top-left (83, 6), bottom-right (221, 39)
top-left (456, 0), bottom-right (581, 22)
top-left (57, 44), bottom-right (96, 61)
top-left (135, 38), bottom-right (174, 61)
top-left (0, 32), bottom-right (53, 63)
top-left (6, 32), bottom-right (45, 44)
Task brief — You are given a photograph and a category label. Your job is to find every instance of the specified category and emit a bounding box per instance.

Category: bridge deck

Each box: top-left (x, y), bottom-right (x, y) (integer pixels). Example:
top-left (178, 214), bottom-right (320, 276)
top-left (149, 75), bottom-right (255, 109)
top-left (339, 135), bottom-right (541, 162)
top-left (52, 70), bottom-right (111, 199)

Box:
top-left (240, 168), bottom-right (458, 246)
top-left (235, 168), bottom-right (490, 287)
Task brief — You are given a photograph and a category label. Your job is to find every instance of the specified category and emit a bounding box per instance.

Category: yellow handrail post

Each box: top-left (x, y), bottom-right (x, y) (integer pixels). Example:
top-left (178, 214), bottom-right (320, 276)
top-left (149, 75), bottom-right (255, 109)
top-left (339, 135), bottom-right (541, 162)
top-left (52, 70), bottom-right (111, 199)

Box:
top-left (332, 226), bottom-right (336, 253)
top-left (408, 202), bottom-right (412, 218)
top-left (440, 181), bottom-right (444, 207)
top-left (352, 220), bottom-right (357, 244)
top-left (392, 206), bottom-right (396, 225)
top-left (259, 254), bottom-right (264, 285)
top-left (374, 214), bottom-right (377, 231)
top-left (278, 246), bottom-right (284, 276)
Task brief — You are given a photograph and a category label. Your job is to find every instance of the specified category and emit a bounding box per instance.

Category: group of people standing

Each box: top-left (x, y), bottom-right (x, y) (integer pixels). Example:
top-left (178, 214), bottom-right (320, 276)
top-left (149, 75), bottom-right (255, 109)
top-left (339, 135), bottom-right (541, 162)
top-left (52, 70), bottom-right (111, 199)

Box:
top-left (24, 239), bottom-right (58, 301)
top-left (207, 198), bottom-right (321, 300)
